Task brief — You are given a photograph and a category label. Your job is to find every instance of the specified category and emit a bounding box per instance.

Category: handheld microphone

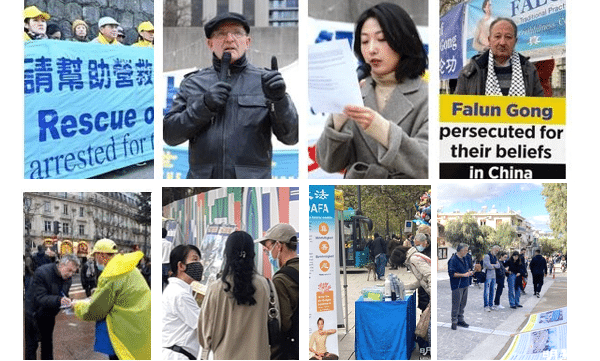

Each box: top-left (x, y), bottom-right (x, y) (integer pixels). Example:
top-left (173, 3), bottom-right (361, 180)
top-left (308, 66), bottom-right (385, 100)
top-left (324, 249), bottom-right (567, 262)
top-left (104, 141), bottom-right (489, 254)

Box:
top-left (220, 52), bottom-right (232, 82)
top-left (271, 56), bottom-right (278, 71)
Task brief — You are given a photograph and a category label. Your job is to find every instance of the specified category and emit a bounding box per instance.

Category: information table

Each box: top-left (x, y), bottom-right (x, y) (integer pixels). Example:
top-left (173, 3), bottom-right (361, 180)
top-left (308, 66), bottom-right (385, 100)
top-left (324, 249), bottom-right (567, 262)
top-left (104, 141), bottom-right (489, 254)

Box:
top-left (355, 293), bottom-right (416, 360)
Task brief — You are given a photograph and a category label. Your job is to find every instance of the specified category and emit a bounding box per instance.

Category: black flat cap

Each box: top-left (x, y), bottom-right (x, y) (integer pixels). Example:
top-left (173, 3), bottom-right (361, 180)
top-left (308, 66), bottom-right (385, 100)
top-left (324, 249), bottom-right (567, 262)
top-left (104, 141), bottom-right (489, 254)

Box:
top-left (204, 12), bottom-right (250, 38)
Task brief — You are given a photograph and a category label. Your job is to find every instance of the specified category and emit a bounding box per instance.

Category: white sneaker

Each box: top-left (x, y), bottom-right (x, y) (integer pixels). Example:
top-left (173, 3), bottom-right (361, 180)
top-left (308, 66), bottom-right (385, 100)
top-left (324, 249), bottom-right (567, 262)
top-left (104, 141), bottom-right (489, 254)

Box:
top-left (497, 304), bottom-right (505, 309)
top-left (491, 306), bottom-right (498, 310)
top-left (485, 307), bottom-right (491, 312)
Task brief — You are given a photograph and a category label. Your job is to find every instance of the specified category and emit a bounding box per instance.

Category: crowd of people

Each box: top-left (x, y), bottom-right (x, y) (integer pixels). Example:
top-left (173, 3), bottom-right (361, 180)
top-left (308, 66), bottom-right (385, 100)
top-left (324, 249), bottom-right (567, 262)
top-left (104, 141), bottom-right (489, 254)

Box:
top-left (162, 223), bottom-right (300, 360)
top-left (24, 239), bottom-right (152, 360)
top-left (24, 5), bottom-right (153, 47)
top-left (447, 244), bottom-right (559, 330)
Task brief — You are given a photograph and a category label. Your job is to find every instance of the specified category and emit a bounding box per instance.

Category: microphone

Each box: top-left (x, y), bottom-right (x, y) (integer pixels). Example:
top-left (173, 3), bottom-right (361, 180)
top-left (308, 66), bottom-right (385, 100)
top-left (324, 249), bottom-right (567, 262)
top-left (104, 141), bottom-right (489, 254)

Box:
top-left (219, 52), bottom-right (232, 82)
top-left (271, 56), bottom-right (278, 71)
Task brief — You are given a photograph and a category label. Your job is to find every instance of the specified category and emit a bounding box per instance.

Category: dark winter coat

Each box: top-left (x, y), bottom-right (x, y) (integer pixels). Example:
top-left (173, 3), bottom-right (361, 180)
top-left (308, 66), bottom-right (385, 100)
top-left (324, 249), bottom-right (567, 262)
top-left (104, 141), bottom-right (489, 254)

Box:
top-left (24, 263), bottom-right (72, 318)
top-left (455, 50), bottom-right (544, 97)
top-left (529, 254), bottom-right (548, 276)
top-left (164, 54), bottom-right (298, 179)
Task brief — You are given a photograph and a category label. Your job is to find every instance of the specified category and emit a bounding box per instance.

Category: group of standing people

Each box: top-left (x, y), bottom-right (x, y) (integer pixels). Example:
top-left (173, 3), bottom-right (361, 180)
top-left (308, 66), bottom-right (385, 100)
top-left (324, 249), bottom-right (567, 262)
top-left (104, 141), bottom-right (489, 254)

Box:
top-left (24, 5), bottom-right (153, 47)
top-left (162, 223), bottom-right (300, 360)
top-left (448, 244), bottom-right (550, 330)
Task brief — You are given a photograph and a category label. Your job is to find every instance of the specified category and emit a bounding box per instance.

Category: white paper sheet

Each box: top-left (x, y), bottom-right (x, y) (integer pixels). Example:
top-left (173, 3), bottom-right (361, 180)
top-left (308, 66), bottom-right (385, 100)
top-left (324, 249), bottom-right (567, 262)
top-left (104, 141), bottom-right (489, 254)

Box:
top-left (308, 39), bottom-right (364, 114)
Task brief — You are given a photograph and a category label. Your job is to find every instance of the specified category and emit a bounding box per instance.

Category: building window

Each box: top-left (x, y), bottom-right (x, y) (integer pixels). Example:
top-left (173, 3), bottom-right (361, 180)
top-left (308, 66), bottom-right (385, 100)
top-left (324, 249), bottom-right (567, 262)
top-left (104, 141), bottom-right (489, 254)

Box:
top-left (44, 221), bottom-right (52, 233)
top-left (63, 223), bottom-right (69, 235)
top-left (80, 207), bottom-right (84, 217)
top-left (79, 225), bottom-right (85, 236)
top-left (44, 201), bottom-right (51, 213)
top-left (63, 204), bottom-right (69, 215)
top-left (269, 0), bottom-right (298, 27)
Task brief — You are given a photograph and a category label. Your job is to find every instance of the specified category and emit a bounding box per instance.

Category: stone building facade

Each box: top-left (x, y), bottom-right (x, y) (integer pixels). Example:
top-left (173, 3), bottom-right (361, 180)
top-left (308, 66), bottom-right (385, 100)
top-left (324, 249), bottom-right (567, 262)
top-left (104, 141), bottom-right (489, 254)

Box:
top-left (23, 192), bottom-right (150, 254)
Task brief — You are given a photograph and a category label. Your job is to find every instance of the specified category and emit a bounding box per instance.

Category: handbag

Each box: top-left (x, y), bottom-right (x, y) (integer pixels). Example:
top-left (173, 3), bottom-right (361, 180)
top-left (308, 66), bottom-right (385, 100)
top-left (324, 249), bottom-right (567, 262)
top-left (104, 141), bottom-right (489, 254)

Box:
top-left (266, 278), bottom-right (280, 345)
top-left (415, 303), bottom-right (431, 341)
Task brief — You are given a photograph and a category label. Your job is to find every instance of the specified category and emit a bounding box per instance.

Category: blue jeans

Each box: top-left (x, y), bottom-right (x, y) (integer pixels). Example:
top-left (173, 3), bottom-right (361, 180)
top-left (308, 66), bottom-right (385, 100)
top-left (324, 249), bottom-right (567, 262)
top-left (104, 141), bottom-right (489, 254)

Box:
top-left (375, 253), bottom-right (387, 279)
top-left (483, 278), bottom-right (495, 307)
top-left (507, 274), bottom-right (521, 307)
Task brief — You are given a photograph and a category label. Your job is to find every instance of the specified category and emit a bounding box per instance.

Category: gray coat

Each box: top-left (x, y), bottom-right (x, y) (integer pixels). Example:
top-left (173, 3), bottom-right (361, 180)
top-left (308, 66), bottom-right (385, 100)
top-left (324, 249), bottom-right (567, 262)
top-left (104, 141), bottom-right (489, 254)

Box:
top-left (455, 50), bottom-right (544, 97)
top-left (316, 76), bottom-right (428, 179)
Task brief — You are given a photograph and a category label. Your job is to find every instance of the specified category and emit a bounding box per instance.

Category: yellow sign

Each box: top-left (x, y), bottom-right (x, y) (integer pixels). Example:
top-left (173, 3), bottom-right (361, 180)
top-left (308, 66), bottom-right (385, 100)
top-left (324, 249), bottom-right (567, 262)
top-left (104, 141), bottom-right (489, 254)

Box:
top-left (440, 94), bottom-right (566, 125)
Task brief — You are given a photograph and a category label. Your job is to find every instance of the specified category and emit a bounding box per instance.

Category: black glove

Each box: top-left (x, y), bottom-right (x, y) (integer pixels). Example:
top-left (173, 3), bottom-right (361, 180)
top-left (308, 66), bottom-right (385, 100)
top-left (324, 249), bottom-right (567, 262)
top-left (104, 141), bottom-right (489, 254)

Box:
top-left (261, 71), bottom-right (286, 101)
top-left (203, 81), bottom-right (232, 112)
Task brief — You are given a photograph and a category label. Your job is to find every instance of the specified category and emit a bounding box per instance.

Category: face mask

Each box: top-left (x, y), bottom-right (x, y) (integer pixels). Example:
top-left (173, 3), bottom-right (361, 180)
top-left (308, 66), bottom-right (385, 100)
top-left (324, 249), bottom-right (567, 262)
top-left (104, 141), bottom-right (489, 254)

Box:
top-left (184, 262), bottom-right (204, 282)
top-left (269, 243), bottom-right (281, 269)
top-left (97, 263), bottom-right (105, 271)
top-left (416, 245), bottom-right (425, 252)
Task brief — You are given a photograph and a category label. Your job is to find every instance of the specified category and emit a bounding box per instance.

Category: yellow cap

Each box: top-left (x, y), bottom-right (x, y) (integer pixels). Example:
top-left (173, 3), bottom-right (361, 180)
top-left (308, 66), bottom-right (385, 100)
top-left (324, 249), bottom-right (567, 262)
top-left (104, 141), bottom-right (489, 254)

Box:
top-left (91, 239), bottom-right (118, 255)
top-left (138, 21), bottom-right (154, 32)
top-left (24, 6), bottom-right (50, 20)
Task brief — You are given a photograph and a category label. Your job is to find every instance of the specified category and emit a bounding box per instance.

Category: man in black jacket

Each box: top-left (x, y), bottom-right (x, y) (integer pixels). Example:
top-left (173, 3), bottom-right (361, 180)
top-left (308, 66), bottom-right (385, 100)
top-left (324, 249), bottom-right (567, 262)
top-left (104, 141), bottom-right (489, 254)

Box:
top-left (455, 18), bottom-right (544, 97)
top-left (529, 249), bottom-right (548, 297)
top-left (164, 12), bottom-right (298, 179)
top-left (24, 254), bottom-right (79, 360)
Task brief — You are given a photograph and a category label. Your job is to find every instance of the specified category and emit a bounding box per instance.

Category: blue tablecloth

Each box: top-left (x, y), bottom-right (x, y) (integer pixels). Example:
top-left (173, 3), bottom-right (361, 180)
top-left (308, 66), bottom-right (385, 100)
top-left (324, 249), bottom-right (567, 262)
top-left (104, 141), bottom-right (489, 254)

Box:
top-left (355, 293), bottom-right (416, 360)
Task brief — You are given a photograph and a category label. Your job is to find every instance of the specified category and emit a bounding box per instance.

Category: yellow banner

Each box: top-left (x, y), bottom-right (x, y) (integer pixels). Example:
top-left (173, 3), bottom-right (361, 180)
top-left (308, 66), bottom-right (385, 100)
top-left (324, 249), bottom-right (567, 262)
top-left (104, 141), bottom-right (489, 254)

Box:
top-left (440, 95), bottom-right (566, 125)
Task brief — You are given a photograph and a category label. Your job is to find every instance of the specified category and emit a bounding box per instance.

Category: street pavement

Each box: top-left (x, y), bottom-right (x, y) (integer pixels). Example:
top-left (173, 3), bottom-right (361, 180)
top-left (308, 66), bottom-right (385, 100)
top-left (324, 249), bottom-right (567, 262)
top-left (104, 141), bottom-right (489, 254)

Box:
top-left (25, 274), bottom-right (108, 360)
top-left (437, 265), bottom-right (567, 360)
top-left (336, 265), bottom-right (430, 360)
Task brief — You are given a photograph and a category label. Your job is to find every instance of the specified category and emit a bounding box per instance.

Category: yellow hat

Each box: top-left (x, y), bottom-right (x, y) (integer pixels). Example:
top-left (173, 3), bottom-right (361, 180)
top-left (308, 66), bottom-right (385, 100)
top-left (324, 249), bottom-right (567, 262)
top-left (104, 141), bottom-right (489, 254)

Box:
top-left (90, 239), bottom-right (118, 255)
top-left (24, 6), bottom-right (50, 20)
top-left (138, 21), bottom-right (154, 32)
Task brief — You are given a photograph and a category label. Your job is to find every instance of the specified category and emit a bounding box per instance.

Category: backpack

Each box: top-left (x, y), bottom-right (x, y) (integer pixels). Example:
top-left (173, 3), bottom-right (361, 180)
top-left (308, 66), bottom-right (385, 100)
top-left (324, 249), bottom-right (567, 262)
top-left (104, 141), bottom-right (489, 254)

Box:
top-left (273, 266), bottom-right (299, 359)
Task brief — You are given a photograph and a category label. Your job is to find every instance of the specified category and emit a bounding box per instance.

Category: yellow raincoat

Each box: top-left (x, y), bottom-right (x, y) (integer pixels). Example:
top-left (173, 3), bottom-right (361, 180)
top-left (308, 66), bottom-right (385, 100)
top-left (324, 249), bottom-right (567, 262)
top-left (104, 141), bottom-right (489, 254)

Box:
top-left (74, 251), bottom-right (151, 360)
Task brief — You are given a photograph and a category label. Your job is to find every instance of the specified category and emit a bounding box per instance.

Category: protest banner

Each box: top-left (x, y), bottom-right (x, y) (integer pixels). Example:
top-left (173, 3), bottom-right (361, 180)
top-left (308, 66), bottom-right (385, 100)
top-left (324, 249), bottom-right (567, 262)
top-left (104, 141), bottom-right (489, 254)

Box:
top-left (440, 2), bottom-right (466, 80)
top-left (501, 324), bottom-right (567, 360)
top-left (441, 0), bottom-right (566, 77)
top-left (439, 94), bottom-right (565, 179)
top-left (309, 185), bottom-right (340, 358)
top-left (24, 40), bottom-right (154, 179)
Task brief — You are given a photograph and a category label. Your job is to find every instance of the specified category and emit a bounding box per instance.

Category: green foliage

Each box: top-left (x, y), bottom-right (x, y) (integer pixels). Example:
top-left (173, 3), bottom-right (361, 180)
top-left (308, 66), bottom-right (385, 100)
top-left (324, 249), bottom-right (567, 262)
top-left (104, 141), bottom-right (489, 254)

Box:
top-left (444, 212), bottom-right (485, 259)
top-left (335, 185), bottom-right (430, 237)
top-left (541, 184), bottom-right (567, 251)
top-left (492, 222), bottom-right (518, 249)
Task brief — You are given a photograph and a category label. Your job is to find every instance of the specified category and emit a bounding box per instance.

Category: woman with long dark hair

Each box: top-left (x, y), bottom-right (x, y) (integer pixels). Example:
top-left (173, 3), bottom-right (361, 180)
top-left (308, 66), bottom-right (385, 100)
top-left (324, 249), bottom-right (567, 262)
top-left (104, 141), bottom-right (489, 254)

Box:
top-left (198, 231), bottom-right (280, 359)
top-left (316, 2), bottom-right (428, 179)
top-left (506, 251), bottom-right (523, 309)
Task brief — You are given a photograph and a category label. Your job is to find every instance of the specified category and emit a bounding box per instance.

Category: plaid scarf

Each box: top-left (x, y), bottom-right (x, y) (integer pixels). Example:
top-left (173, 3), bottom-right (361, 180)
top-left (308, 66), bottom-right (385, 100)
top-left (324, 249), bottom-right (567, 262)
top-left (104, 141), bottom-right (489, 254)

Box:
top-left (485, 51), bottom-right (526, 96)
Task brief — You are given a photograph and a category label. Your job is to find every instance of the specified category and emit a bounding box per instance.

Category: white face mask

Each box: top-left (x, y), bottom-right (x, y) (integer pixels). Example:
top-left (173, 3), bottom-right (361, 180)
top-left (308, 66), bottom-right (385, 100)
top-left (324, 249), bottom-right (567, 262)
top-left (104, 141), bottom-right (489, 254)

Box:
top-left (416, 245), bottom-right (425, 252)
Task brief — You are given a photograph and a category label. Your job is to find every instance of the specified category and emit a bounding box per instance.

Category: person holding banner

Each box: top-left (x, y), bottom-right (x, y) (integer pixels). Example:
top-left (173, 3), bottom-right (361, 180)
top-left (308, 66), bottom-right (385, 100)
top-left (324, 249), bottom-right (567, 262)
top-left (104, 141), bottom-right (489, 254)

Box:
top-left (455, 17), bottom-right (544, 96)
top-left (198, 231), bottom-right (280, 359)
top-left (70, 20), bottom-right (89, 42)
top-left (164, 12), bottom-right (298, 179)
top-left (91, 17), bottom-right (123, 45)
top-left (132, 21), bottom-right (154, 48)
top-left (24, 6), bottom-right (49, 41)
top-left (315, 2), bottom-right (428, 179)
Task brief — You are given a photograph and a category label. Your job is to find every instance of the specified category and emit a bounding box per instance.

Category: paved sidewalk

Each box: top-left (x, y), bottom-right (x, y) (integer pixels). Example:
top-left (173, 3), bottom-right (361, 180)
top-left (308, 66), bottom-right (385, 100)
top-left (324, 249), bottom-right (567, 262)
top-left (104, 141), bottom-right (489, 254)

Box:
top-left (337, 266), bottom-right (430, 360)
top-left (437, 267), bottom-right (567, 360)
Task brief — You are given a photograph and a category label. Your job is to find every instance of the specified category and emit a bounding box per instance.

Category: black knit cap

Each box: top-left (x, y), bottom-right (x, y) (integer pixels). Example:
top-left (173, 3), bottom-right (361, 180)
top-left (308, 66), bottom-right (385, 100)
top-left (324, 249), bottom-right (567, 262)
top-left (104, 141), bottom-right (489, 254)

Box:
top-left (204, 12), bottom-right (250, 38)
